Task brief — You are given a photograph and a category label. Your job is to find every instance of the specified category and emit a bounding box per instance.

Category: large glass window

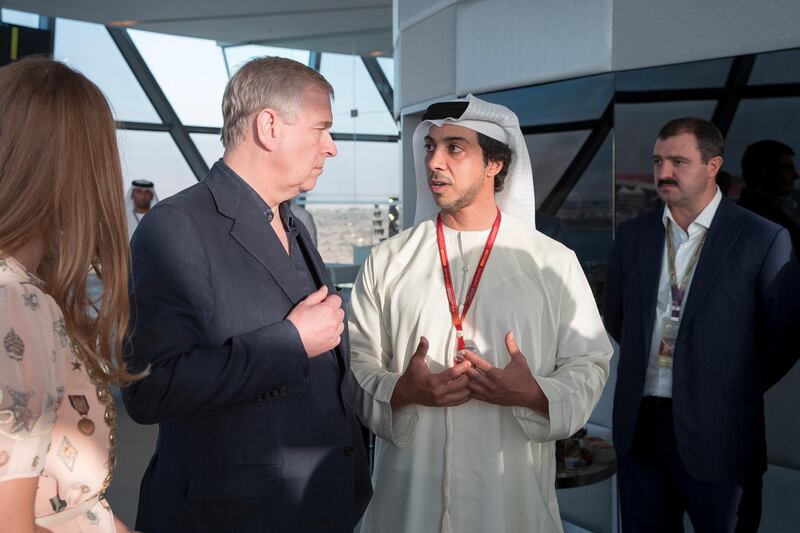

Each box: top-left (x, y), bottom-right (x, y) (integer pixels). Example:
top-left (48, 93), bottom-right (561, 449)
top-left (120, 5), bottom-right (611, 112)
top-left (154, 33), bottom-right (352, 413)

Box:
top-left (556, 133), bottom-right (614, 269)
top-left (190, 133), bottom-right (224, 168)
top-left (377, 57), bottom-right (394, 88)
top-left (1, 8), bottom-right (40, 28)
top-left (306, 139), bottom-right (401, 264)
top-left (308, 140), bottom-right (400, 202)
top-left (307, 203), bottom-right (380, 264)
top-left (615, 58), bottom-right (732, 91)
top-left (320, 52), bottom-right (397, 135)
top-left (748, 48), bottom-right (800, 85)
top-left (480, 74), bottom-right (613, 127)
top-left (117, 130), bottom-right (197, 199)
top-left (128, 29), bottom-right (228, 127)
top-left (54, 19), bottom-right (161, 123)
top-left (525, 131), bottom-right (590, 207)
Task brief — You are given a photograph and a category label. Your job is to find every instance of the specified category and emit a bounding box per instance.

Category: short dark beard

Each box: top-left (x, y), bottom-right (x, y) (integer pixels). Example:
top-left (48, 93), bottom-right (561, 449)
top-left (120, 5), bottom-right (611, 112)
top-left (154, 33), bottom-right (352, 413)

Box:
top-left (433, 173), bottom-right (486, 213)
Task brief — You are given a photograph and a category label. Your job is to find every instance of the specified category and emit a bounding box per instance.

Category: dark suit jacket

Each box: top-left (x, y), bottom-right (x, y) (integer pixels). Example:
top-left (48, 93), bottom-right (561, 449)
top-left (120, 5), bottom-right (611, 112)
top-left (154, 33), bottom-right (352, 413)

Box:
top-left (604, 198), bottom-right (800, 483)
top-left (123, 161), bottom-right (371, 532)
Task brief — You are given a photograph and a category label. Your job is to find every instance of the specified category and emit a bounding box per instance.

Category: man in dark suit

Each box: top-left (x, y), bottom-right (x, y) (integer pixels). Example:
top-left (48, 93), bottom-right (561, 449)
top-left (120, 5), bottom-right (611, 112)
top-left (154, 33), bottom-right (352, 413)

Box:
top-left (604, 117), bottom-right (800, 532)
top-left (123, 57), bottom-right (371, 532)
top-left (738, 139), bottom-right (800, 253)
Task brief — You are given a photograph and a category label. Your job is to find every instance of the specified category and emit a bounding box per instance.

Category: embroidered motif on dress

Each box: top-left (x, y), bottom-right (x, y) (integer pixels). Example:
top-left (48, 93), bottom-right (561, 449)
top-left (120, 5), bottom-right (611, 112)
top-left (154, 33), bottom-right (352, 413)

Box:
top-left (0, 387), bottom-right (36, 433)
top-left (3, 328), bottom-right (24, 361)
top-left (22, 291), bottom-right (40, 311)
top-left (56, 436), bottom-right (78, 471)
top-left (53, 317), bottom-right (68, 347)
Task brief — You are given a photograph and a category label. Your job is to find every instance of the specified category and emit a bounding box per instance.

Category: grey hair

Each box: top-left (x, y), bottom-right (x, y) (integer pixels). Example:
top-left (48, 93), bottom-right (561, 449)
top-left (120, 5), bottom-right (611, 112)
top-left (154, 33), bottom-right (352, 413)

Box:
top-left (221, 56), bottom-right (334, 149)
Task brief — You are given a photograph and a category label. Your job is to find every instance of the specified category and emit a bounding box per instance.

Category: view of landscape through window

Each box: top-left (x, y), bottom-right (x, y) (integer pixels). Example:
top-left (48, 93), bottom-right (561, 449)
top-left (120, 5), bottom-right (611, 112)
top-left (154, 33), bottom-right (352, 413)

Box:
top-left (22, 7), bottom-right (402, 264)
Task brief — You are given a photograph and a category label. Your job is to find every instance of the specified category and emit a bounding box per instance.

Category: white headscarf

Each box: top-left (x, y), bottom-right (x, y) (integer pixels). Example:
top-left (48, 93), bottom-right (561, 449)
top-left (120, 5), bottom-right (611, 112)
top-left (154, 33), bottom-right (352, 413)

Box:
top-left (125, 180), bottom-right (159, 240)
top-left (412, 94), bottom-right (536, 227)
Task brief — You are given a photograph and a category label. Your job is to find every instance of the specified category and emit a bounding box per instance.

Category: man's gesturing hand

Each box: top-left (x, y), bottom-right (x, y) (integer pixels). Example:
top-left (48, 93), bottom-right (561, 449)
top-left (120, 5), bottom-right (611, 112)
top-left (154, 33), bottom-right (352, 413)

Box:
top-left (390, 337), bottom-right (472, 410)
top-left (287, 285), bottom-right (345, 357)
top-left (461, 331), bottom-right (549, 415)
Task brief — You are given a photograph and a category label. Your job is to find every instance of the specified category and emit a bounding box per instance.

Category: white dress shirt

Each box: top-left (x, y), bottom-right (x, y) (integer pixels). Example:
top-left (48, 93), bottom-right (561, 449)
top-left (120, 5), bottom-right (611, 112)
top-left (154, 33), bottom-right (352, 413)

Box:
top-left (644, 188), bottom-right (722, 398)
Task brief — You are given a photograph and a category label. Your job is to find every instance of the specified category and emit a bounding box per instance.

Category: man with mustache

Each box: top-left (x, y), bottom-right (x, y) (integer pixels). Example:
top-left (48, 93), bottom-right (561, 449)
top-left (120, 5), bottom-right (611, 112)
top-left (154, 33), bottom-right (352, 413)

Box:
top-left (605, 117), bottom-right (800, 532)
top-left (348, 95), bottom-right (613, 532)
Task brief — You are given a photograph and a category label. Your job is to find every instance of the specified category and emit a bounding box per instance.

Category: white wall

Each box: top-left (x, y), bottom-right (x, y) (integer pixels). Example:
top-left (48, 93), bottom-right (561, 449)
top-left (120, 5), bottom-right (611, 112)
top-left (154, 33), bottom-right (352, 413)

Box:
top-left (395, 0), bottom-right (613, 110)
top-left (456, 0), bottom-right (613, 95)
top-left (395, 0), bottom-right (800, 113)
top-left (398, 4), bottom-right (458, 108)
top-left (612, 0), bottom-right (800, 71)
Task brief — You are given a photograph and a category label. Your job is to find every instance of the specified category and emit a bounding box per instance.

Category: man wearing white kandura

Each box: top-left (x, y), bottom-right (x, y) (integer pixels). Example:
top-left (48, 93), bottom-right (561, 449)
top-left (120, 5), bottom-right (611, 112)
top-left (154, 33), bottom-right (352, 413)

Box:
top-left (348, 94), bottom-right (613, 533)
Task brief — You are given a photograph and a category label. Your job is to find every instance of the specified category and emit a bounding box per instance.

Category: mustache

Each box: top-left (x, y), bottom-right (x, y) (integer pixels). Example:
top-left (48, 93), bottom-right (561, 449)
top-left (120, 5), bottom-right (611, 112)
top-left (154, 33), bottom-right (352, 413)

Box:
top-left (657, 178), bottom-right (679, 187)
top-left (428, 171), bottom-right (451, 184)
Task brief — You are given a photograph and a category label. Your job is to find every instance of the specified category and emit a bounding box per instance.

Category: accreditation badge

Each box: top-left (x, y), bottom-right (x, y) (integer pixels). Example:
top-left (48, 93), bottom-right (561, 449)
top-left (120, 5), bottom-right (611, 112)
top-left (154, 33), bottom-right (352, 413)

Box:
top-left (656, 317), bottom-right (679, 369)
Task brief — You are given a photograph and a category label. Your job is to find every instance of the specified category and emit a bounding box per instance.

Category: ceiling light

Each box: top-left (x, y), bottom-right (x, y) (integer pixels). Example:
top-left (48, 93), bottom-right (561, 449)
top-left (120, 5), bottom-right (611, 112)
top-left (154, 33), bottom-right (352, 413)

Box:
top-left (108, 20), bottom-right (139, 27)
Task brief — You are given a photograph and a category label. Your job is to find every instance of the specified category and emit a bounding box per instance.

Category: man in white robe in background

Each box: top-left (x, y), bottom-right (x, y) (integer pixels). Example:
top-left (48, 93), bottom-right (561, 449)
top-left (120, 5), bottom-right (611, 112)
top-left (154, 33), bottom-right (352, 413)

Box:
top-left (348, 95), bottom-right (613, 533)
top-left (125, 179), bottom-right (159, 240)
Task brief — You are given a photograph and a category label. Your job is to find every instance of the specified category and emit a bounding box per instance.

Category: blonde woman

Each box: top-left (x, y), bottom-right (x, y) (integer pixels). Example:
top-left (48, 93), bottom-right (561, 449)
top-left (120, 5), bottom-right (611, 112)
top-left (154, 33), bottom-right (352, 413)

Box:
top-left (0, 58), bottom-right (139, 532)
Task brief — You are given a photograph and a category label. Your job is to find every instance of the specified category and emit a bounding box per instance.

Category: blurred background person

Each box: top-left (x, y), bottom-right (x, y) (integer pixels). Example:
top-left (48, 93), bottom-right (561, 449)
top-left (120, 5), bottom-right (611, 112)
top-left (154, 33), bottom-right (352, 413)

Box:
top-left (0, 57), bottom-right (139, 533)
top-left (739, 140), bottom-right (800, 252)
top-left (125, 179), bottom-right (158, 241)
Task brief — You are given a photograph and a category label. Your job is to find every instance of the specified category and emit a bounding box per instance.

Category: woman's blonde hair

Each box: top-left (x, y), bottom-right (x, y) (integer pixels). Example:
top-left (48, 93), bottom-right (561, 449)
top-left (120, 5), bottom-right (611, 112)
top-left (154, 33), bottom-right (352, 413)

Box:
top-left (0, 57), bottom-right (138, 385)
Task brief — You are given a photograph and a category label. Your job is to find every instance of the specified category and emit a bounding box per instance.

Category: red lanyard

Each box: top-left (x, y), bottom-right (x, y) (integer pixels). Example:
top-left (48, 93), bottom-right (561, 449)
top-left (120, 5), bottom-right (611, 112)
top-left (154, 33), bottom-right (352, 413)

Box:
top-left (436, 208), bottom-right (502, 351)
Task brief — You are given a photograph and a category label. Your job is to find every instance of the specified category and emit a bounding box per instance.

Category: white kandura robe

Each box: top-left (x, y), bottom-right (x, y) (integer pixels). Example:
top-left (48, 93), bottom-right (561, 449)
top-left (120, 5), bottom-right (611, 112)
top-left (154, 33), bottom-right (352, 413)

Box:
top-left (348, 212), bottom-right (613, 533)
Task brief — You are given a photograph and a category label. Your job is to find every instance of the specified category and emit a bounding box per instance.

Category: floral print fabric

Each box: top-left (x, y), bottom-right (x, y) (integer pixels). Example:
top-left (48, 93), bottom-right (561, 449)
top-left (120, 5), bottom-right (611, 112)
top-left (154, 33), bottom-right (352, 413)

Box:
top-left (0, 256), bottom-right (116, 532)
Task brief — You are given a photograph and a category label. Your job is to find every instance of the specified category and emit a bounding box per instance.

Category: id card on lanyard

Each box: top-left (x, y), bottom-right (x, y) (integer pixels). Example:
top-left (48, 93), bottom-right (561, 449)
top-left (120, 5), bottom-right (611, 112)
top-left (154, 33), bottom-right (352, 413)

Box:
top-left (656, 219), bottom-right (707, 369)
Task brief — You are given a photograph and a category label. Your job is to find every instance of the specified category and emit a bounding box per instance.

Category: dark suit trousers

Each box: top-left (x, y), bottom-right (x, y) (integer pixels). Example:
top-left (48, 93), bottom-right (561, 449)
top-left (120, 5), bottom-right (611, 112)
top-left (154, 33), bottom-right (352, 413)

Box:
top-left (618, 397), bottom-right (762, 533)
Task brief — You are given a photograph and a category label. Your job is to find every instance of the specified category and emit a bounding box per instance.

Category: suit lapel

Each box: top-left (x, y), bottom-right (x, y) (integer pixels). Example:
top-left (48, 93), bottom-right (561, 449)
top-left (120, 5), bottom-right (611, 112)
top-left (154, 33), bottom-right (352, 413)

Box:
top-left (679, 200), bottom-right (743, 330)
top-left (229, 210), bottom-right (307, 304)
top-left (297, 227), bottom-right (335, 295)
top-left (296, 227), bottom-right (348, 373)
top-left (639, 211), bottom-right (665, 354)
top-left (205, 161), bottom-right (307, 305)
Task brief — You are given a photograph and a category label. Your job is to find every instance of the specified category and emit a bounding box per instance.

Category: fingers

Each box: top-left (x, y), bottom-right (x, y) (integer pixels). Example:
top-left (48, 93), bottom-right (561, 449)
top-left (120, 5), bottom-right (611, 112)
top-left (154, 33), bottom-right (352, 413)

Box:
top-left (440, 373), bottom-right (469, 393)
top-left (303, 285), bottom-right (329, 306)
top-left (441, 358), bottom-right (472, 379)
top-left (466, 377), bottom-right (491, 394)
top-left (465, 366), bottom-right (493, 387)
top-left (324, 293), bottom-right (343, 309)
top-left (466, 380), bottom-right (493, 401)
top-left (438, 388), bottom-right (471, 406)
top-left (460, 350), bottom-right (494, 372)
top-left (434, 374), bottom-right (471, 405)
top-left (505, 331), bottom-right (524, 361)
top-left (411, 337), bottom-right (429, 360)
